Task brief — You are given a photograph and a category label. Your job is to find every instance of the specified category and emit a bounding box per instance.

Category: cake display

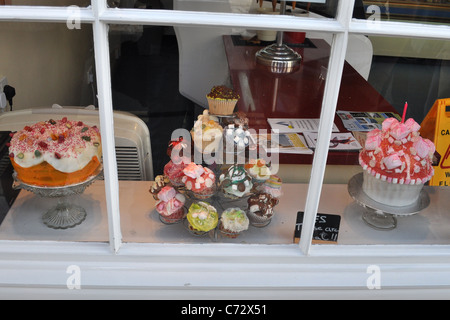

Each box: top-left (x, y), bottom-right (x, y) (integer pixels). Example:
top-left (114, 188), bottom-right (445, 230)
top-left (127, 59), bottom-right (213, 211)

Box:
top-left (206, 85), bottom-right (240, 116)
top-left (155, 186), bottom-right (186, 224)
top-left (258, 175), bottom-right (282, 198)
top-left (191, 110), bottom-right (223, 153)
top-left (219, 165), bottom-right (253, 199)
top-left (247, 192), bottom-right (279, 227)
top-left (186, 201), bottom-right (218, 235)
top-left (9, 117), bottom-right (102, 187)
top-left (245, 159), bottom-right (271, 183)
top-left (218, 207), bottom-right (249, 238)
top-left (182, 162), bottom-right (216, 199)
top-left (358, 117), bottom-right (435, 207)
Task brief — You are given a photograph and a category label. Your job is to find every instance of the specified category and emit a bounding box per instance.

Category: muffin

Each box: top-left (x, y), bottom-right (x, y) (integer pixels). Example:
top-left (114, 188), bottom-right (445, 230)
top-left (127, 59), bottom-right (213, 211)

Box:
top-left (182, 162), bottom-right (216, 199)
top-left (245, 159), bottom-right (271, 183)
top-left (206, 85), bottom-right (240, 116)
top-left (191, 109), bottom-right (223, 154)
top-left (223, 124), bottom-right (251, 154)
top-left (247, 192), bottom-right (279, 227)
top-left (258, 175), bottom-right (282, 198)
top-left (149, 175), bottom-right (171, 200)
top-left (155, 186), bottom-right (186, 224)
top-left (186, 201), bottom-right (219, 235)
top-left (219, 207), bottom-right (249, 238)
top-left (219, 165), bottom-right (253, 199)
top-left (359, 117), bottom-right (435, 207)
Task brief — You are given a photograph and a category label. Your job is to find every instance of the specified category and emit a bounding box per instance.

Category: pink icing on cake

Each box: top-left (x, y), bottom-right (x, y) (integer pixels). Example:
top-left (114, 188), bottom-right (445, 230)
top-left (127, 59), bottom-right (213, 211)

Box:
top-left (359, 117), bottom-right (435, 185)
top-left (156, 186), bottom-right (185, 217)
top-left (181, 163), bottom-right (215, 193)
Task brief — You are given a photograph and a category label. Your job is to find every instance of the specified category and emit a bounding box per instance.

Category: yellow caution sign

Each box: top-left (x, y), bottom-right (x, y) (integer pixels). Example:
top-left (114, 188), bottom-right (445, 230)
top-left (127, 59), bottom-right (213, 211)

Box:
top-left (420, 98), bottom-right (450, 186)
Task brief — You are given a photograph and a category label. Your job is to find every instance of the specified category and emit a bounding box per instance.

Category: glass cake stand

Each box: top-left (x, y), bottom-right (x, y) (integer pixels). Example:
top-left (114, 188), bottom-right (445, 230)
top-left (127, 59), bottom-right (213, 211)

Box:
top-left (12, 165), bottom-right (103, 230)
top-left (347, 172), bottom-right (430, 230)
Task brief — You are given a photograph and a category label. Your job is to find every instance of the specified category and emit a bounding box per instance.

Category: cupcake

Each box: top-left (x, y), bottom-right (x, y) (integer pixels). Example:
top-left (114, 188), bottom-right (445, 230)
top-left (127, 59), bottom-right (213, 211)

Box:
top-left (222, 111), bottom-right (249, 130)
top-left (186, 201), bottom-right (219, 235)
top-left (359, 117), bottom-right (435, 207)
top-left (164, 159), bottom-right (189, 186)
top-left (247, 192), bottom-right (279, 227)
top-left (223, 124), bottom-right (251, 154)
top-left (206, 85), bottom-right (240, 116)
top-left (219, 165), bottom-right (253, 199)
top-left (219, 207), bottom-right (249, 238)
top-left (155, 186), bottom-right (186, 224)
top-left (182, 162), bottom-right (216, 199)
top-left (258, 175), bottom-right (282, 198)
top-left (191, 109), bottom-right (223, 154)
top-left (245, 159), bottom-right (271, 183)
top-left (149, 175), bottom-right (171, 200)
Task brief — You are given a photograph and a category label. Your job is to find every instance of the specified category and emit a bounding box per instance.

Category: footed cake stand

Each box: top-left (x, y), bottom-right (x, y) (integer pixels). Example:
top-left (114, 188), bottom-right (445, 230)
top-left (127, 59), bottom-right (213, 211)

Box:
top-left (347, 172), bottom-right (430, 230)
top-left (12, 165), bottom-right (103, 230)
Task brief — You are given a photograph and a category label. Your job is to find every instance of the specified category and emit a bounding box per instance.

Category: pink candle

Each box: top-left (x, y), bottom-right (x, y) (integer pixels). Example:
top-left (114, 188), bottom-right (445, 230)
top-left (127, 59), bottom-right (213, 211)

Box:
top-left (401, 102), bottom-right (408, 123)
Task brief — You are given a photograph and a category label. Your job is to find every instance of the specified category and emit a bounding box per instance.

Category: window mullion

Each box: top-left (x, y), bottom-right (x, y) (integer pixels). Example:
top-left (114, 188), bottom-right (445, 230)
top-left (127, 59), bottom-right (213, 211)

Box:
top-left (92, 0), bottom-right (122, 253)
top-left (299, 0), bottom-right (355, 255)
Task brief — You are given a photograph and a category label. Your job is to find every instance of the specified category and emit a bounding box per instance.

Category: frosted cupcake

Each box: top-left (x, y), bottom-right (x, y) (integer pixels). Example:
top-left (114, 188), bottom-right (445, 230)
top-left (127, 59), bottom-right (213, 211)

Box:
top-left (219, 165), bottom-right (253, 199)
top-left (359, 117), bottom-right (435, 207)
top-left (219, 207), bottom-right (249, 238)
top-left (223, 124), bottom-right (251, 154)
top-left (245, 159), bottom-right (271, 183)
top-left (247, 192), bottom-right (279, 227)
top-left (206, 85), bottom-right (240, 116)
top-left (191, 110), bottom-right (223, 154)
top-left (182, 162), bottom-right (216, 199)
top-left (149, 175), bottom-right (171, 200)
top-left (164, 159), bottom-right (189, 187)
top-left (186, 201), bottom-right (219, 235)
top-left (258, 175), bottom-right (282, 198)
top-left (155, 186), bottom-right (186, 224)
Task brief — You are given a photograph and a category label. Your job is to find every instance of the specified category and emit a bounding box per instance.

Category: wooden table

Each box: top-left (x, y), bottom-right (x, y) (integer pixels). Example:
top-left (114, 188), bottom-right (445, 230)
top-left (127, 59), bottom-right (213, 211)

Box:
top-left (223, 35), bottom-right (397, 167)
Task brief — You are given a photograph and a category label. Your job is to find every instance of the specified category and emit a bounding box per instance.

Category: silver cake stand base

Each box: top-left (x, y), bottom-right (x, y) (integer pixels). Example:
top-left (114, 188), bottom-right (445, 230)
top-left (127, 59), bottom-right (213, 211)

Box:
top-left (13, 166), bottom-right (103, 230)
top-left (347, 173), bottom-right (430, 230)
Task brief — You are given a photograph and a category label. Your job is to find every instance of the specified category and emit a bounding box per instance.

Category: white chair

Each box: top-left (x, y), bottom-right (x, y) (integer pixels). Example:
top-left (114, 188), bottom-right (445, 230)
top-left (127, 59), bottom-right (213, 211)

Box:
top-left (0, 106), bottom-right (154, 181)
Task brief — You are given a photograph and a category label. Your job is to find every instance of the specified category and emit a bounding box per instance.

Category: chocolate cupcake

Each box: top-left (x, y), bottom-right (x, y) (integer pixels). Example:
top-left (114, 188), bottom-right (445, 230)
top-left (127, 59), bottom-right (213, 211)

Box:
top-left (247, 193), bottom-right (279, 227)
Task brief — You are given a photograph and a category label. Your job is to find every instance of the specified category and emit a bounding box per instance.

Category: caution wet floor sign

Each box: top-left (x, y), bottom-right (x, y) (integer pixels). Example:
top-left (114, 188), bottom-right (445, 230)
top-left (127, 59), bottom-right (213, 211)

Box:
top-left (421, 98), bottom-right (450, 186)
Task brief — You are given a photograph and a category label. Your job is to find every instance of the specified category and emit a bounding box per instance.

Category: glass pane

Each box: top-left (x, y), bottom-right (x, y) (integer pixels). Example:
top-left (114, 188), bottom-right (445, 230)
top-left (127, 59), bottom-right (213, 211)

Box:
top-left (2, 0), bottom-right (90, 6)
top-left (110, 22), bottom-right (332, 244)
top-left (321, 35), bottom-right (450, 245)
top-left (359, 0), bottom-right (450, 26)
top-left (0, 21), bottom-right (108, 242)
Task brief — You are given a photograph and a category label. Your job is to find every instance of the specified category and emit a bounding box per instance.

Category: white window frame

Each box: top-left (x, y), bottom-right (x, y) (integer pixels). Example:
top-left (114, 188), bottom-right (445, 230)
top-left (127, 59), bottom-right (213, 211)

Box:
top-left (1, 0), bottom-right (450, 298)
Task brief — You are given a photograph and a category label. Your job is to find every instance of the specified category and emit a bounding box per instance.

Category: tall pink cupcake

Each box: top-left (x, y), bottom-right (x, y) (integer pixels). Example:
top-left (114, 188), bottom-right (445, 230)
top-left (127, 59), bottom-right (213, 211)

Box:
top-left (155, 186), bottom-right (186, 224)
top-left (182, 163), bottom-right (216, 199)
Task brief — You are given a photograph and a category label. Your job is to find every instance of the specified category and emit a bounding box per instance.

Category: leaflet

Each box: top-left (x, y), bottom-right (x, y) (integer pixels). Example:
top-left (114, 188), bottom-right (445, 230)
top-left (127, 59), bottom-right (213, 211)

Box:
top-left (268, 118), bottom-right (339, 133)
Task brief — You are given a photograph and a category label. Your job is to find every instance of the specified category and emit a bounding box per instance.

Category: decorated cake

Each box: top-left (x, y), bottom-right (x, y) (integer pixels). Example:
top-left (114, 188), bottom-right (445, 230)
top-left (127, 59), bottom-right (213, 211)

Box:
top-left (223, 124), bottom-right (251, 153)
top-left (359, 117), bottom-right (435, 207)
top-left (219, 164), bottom-right (253, 199)
top-left (9, 117), bottom-right (102, 187)
top-left (258, 175), bottom-right (282, 198)
top-left (155, 186), bottom-right (186, 224)
top-left (247, 192), bottom-right (279, 227)
top-left (219, 207), bottom-right (249, 238)
top-left (245, 159), bottom-right (271, 183)
top-left (191, 110), bottom-right (223, 153)
top-left (149, 175), bottom-right (171, 200)
top-left (182, 162), bottom-right (216, 199)
top-left (206, 85), bottom-right (240, 116)
top-left (186, 201), bottom-right (218, 234)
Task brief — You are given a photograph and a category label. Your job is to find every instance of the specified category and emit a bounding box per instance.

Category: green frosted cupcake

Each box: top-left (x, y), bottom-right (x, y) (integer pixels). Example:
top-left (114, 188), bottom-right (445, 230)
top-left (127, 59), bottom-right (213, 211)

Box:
top-left (186, 201), bottom-right (218, 235)
top-left (219, 207), bottom-right (249, 238)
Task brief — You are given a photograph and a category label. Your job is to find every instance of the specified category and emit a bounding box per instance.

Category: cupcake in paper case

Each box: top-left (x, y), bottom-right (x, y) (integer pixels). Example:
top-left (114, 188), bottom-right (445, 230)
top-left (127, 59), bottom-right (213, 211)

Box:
top-left (191, 109), bottom-right (223, 154)
top-left (258, 175), bottom-right (282, 198)
top-left (206, 85), bottom-right (240, 116)
top-left (219, 165), bottom-right (253, 199)
top-left (149, 175), bottom-right (171, 200)
top-left (155, 186), bottom-right (186, 224)
top-left (245, 159), bottom-right (271, 183)
top-left (182, 162), bottom-right (216, 199)
top-left (247, 192), bottom-right (279, 227)
top-left (223, 124), bottom-right (251, 154)
top-left (186, 201), bottom-right (219, 235)
top-left (359, 117), bottom-right (435, 207)
top-left (219, 207), bottom-right (249, 238)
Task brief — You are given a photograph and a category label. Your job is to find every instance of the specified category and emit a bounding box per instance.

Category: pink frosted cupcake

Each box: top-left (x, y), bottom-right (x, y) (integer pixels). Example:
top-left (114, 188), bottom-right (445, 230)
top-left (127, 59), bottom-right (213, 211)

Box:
top-left (182, 163), bottom-right (216, 199)
top-left (155, 186), bottom-right (186, 224)
top-left (258, 175), bottom-right (282, 198)
top-left (164, 159), bottom-right (189, 187)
